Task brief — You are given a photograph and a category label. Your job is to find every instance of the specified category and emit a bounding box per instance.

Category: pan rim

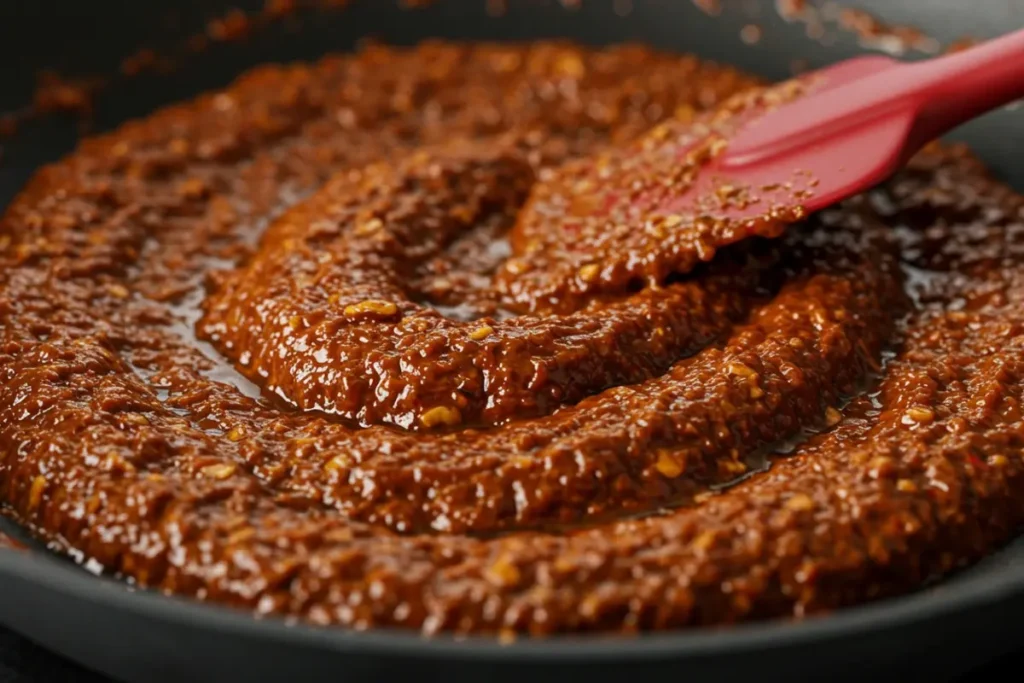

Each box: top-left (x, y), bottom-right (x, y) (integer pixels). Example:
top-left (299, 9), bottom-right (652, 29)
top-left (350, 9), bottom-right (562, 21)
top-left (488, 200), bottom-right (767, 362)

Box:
top-left (2, 531), bottom-right (1022, 661)
top-left (1, 2), bottom-right (1023, 667)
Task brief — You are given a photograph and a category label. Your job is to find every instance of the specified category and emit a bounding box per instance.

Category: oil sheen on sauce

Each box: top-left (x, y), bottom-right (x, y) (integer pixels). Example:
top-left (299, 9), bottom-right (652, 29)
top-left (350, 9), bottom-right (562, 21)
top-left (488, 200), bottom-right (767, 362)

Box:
top-left (1, 42), bottom-right (1024, 637)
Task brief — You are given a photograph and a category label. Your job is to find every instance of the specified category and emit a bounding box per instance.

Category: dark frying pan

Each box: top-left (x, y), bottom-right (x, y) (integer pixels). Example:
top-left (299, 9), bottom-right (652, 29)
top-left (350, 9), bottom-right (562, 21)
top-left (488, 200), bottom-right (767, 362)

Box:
top-left (1, 2), bottom-right (1023, 681)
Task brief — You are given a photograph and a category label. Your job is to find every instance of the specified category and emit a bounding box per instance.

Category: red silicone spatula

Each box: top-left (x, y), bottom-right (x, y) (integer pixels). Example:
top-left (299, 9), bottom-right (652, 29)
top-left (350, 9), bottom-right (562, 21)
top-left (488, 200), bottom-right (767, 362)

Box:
top-left (666, 28), bottom-right (1024, 221)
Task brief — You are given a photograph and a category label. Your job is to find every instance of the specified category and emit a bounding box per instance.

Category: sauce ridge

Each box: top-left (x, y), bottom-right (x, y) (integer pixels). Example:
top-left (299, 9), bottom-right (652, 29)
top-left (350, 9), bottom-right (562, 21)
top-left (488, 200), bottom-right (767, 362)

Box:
top-left (1, 42), bottom-right (1024, 636)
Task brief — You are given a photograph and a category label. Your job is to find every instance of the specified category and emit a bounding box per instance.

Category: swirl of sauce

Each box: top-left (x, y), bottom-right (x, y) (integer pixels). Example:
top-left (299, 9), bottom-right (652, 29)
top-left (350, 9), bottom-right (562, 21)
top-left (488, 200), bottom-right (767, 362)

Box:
top-left (2, 43), bottom-right (1024, 635)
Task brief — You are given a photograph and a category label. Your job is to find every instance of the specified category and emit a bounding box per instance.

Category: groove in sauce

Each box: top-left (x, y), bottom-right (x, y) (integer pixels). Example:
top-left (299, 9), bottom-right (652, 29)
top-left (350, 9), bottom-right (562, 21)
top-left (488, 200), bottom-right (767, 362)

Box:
top-left (1, 42), bottom-right (1024, 638)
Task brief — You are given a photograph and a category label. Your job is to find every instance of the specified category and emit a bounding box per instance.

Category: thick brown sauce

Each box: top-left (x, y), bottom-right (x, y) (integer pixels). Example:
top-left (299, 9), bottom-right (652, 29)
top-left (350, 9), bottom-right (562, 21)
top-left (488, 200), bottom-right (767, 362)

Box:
top-left (2, 43), bottom-right (1024, 637)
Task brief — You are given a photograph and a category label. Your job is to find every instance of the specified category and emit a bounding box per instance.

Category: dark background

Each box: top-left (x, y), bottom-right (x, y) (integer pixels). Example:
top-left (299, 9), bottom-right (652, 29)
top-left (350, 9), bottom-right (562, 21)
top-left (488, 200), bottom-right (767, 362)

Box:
top-left (0, 1), bottom-right (1022, 681)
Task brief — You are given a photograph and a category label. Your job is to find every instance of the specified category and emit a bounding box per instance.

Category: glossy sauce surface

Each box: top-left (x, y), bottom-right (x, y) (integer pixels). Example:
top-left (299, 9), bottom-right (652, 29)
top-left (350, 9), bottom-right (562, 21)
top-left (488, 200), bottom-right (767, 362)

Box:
top-left (1, 43), bottom-right (1024, 636)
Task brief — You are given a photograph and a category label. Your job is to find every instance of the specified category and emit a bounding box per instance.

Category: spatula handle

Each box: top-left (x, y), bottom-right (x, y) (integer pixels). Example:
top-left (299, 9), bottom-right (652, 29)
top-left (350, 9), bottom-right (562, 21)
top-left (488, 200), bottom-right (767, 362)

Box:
top-left (721, 28), bottom-right (1024, 171)
top-left (909, 28), bottom-right (1024, 149)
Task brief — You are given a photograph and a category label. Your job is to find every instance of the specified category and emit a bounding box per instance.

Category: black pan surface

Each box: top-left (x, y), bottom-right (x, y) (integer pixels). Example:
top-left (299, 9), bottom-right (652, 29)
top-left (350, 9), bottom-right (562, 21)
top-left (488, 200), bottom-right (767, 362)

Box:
top-left (1, 2), bottom-right (1023, 681)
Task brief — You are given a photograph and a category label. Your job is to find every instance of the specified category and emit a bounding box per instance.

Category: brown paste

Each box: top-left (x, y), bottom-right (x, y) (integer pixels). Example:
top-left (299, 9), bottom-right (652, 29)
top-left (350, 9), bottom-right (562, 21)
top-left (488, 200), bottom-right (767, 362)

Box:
top-left (2, 42), bottom-right (1024, 636)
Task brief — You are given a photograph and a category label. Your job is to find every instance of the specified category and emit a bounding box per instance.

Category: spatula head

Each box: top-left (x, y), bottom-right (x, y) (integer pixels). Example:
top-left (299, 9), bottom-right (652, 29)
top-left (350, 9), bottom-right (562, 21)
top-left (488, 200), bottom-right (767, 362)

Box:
top-left (661, 54), bottom-right (912, 223)
top-left (500, 56), bottom-right (912, 303)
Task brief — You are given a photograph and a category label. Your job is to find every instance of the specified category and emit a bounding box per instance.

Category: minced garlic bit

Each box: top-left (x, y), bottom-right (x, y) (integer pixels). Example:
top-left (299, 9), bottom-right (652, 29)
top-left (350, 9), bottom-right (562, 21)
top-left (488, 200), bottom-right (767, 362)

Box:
top-left (343, 299), bottom-right (399, 318)
top-left (903, 406), bottom-right (935, 424)
top-left (202, 463), bottom-right (237, 480)
top-left (355, 217), bottom-right (384, 235)
top-left (324, 455), bottom-right (350, 472)
top-left (727, 361), bottom-right (756, 377)
top-left (785, 493), bottom-right (814, 511)
top-left (824, 406), bottom-right (842, 426)
top-left (896, 479), bottom-right (918, 493)
top-left (106, 283), bottom-right (130, 299)
top-left (469, 325), bottom-right (494, 341)
top-left (486, 555), bottom-right (522, 586)
top-left (419, 405), bottom-right (462, 428)
top-left (28, 475), bottom-right (47, 511)
top-left (577, 263), bottom-right (600, 282)
top-left (654, 450), bottom-right (684, 478)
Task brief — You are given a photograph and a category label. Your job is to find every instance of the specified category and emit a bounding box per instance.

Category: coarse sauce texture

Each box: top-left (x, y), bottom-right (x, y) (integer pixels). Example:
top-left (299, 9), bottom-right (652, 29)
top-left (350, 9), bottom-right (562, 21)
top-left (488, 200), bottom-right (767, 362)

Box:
top-left (2, 42), bottom-right (1024, 636)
